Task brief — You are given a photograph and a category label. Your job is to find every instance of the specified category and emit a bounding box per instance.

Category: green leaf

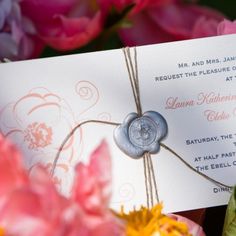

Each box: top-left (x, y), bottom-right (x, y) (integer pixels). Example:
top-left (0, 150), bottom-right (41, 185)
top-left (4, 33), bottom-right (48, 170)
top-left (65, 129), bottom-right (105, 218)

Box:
top-left (222, 187), bottom-right (236, 236)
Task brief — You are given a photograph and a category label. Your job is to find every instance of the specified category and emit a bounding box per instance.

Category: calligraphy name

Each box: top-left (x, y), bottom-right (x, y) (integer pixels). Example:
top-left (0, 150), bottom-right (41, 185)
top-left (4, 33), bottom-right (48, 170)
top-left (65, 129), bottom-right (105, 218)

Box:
top-left (165, 92), bottom-right (236, 109)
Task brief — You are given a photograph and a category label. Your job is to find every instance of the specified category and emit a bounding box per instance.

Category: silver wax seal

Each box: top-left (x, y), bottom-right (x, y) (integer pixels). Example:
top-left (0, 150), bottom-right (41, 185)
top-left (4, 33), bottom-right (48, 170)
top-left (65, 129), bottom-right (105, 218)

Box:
top-left (114, 111), bottom-right (168, 159)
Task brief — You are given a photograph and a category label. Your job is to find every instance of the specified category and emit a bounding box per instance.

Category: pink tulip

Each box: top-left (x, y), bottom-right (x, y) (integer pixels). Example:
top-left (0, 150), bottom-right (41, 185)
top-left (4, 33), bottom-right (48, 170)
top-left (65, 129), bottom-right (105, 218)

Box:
top-left (119, 1), bottom-right (225, 46)
top-left (0, 135), bottom-right (124, 236)
top-left (217, 19), bottom-right (236, 35)
top-left (169, 214), bottom-right (206, 236)
top-left (0, 0), bottom-right (44, 61)
top-left (21, 0), bottom-right (105, 51)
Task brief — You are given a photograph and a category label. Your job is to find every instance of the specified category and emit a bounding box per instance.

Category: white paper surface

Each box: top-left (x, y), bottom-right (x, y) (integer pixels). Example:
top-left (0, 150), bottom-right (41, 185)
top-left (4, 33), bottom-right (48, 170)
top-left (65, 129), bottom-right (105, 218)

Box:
top-left (0, 34), bottom-right (236, 213)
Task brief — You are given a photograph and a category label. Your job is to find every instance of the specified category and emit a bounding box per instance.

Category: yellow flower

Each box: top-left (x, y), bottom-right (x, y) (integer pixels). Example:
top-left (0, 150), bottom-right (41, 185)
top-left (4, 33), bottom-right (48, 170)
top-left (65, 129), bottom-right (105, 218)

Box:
top-left (117, 204), bottom-right (192, 236)
top-left (0, 228), bottom-right (4, 236)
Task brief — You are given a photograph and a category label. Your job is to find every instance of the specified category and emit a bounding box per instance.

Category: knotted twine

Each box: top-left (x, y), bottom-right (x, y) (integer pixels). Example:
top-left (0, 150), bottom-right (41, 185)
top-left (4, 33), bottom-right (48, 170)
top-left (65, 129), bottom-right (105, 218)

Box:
top-left (51, 47), bottom-right (232, 209)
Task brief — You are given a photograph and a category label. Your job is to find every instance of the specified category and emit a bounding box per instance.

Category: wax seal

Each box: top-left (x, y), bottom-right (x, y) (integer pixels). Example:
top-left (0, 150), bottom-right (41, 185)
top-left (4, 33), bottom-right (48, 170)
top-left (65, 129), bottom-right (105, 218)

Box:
top-left (114, 111), bottom-right (168, 159)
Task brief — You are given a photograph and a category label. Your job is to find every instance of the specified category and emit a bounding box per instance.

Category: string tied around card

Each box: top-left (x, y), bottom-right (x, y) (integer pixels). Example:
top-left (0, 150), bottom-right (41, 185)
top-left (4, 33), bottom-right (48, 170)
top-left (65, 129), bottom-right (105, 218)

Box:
top-left (51, 47), bottom-right (233, 209)
top-left (117, 47), bottom-right (162, 207)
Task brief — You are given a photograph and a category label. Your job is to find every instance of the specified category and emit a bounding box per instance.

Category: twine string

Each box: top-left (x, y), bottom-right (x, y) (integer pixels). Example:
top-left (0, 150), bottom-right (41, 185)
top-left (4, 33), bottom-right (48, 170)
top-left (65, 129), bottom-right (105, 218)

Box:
top-left (143, 156), bottom-right (150, 209)
top-left (147, 152), bottom-right (160, 202)
top-left (145, 153), bottom-right (154, 207)
top-left (123, 48), bottom-right (142, 116)
top-left (50, 120), bottom-right (120, 176)
top-left (123, 47), bottom-right (159, 207)
top-left (51, 46), bottom-right (233, 210)
top-left (160, 143), bottom-right (232, 190)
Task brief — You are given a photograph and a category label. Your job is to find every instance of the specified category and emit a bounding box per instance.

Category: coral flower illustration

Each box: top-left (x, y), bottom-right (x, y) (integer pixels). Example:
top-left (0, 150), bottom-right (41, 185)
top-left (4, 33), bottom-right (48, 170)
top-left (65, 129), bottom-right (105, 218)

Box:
top-left (0, 87), bottom-right (82, 192)
top-left (24, 122), bottom-right (53, 149)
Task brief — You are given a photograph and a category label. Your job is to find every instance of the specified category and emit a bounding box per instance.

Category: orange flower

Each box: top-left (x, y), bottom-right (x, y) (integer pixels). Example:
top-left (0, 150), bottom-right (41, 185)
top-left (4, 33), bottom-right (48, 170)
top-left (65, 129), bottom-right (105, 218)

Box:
top-left (118, 204), bottom-right (204, 236)
top-left (0, 228), bottom-right (4, 236)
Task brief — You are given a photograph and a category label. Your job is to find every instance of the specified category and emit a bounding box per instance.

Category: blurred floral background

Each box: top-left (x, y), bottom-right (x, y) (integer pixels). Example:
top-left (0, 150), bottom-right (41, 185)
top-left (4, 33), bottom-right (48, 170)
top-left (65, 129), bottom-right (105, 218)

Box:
top-left (0, 1), bottom-right (236, 235)
top-left (0, 0), bottom-right (236, 61)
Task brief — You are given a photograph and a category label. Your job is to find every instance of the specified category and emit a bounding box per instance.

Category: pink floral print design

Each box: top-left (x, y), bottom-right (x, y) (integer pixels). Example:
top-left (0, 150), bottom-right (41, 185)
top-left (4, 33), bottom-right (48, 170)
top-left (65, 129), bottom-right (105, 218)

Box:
top-left (0, 87), bottom-right (82, 192)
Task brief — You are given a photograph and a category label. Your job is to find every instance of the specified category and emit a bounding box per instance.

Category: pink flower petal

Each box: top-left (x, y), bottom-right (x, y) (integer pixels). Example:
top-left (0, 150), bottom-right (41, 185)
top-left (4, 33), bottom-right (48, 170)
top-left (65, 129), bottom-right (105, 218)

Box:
top-left (148, 3), bottom-right (224, 38)
top-left (169, 214), bottom-right (206, 236)
top-left (119, 1), bottom-right (224, 46)
top-left (217, 19), bottom-right (236, 35)
top-left (0, 135), bottom-right (27, 197)
top-left (21, 0), bottom-right (77, 23)
top-left (0, 135), bottom-right (124, 235)
top-left (40, 13), bottom-right (102, 51)
top-left (72, 140), bottom-right (112, 214)
top-left (21, 0), bottom-right (104, 51)
top-left (191, 16), bottom-right (219, 38)
top-left (119, 12), bottom-right (176, 46)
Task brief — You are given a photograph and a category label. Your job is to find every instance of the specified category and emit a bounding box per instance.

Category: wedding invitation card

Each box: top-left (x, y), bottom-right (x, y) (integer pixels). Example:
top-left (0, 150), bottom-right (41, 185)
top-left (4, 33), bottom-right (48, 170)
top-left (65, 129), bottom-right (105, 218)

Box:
top-left (0, 34), bottom-right (235, 213)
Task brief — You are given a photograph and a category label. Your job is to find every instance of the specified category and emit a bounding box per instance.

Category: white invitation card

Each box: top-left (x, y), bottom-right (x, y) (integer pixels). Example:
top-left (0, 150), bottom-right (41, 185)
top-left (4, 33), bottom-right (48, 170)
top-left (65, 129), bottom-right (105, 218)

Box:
top-left (0, 34), bottom-right (236, 213)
